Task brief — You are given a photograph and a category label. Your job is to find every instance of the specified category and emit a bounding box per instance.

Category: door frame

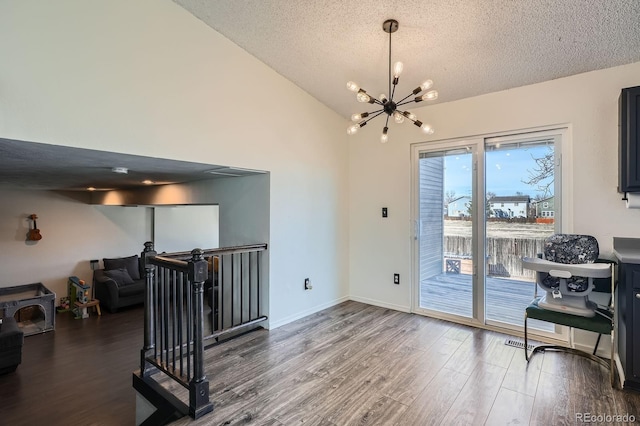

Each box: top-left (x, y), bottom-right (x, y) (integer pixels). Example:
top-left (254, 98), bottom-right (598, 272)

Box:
top-left (410, 126), bottom-right (571, 342)
top-left (410, 136), bottom-right (484, 328)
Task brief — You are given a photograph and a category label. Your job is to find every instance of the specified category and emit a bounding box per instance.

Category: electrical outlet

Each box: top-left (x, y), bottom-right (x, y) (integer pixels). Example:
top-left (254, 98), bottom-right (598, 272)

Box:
top-left (304, 278), bottom-right (312, 290)
top-left (393, 273), bottom-right (400, 284)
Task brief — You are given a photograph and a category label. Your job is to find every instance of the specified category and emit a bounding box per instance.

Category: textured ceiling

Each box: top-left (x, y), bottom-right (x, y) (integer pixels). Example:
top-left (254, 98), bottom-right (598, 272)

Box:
top-left (174, 0), bottom-right (640, 119)
top-left (0, 139), bottom-right (263, 191)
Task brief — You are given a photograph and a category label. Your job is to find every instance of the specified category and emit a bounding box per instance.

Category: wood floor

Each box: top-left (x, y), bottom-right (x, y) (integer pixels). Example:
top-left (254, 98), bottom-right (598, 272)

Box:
top-left (0, 306), bottom-right (143, 425)
top-left (2, 301), bottom-right (640, 425)
top-left (170, 301), bottom-right (640, 426)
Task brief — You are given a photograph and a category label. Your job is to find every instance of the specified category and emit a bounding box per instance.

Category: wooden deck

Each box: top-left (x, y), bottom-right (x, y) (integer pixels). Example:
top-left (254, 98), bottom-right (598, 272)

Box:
top-left (420, 272), bottom-right (553, 331)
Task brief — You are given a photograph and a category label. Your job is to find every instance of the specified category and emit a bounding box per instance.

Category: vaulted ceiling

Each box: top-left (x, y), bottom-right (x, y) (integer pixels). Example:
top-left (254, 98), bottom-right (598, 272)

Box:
top-left (175, 0), bottom-right (640, 118)
top-left (3, 1), bottom-right (640, 191)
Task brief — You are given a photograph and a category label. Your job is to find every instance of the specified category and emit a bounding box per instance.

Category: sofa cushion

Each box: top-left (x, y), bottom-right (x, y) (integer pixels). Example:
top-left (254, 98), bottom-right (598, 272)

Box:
top-left (103, 255), bottom-right (141, 280)
top-left (118, 280), bottom-right (145, 297)
top-left (104, 268), bottom-right (135, 287)
top-left (0, 317), bottom-right (24, 350)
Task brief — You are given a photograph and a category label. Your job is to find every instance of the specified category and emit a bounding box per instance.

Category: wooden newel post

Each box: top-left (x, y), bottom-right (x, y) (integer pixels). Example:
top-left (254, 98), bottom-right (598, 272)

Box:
top-left (140, 241), bottom-right (157, 377)
top-left (188, 248), bottom-right (213, 418)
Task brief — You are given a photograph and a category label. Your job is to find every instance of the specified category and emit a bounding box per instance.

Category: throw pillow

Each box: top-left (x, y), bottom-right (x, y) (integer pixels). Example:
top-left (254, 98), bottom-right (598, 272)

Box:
top-left (104, 268), bottom-right (135, 287)
top-left (103, 255), bottom-right (141, 280)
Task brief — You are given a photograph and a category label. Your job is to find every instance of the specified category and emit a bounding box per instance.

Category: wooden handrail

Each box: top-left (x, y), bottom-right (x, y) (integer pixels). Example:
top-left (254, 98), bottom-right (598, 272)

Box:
top-left (148, 255), bottom-right (190, 272)
top-left (162, 243), bottom-right (267, 260)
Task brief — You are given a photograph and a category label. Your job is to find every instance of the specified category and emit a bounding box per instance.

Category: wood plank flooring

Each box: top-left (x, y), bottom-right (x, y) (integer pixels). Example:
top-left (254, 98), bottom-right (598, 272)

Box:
top-left (2, 301), bottom-right (640, 425)
top-left (170, 301), bottom-right (640, 425)
top-left (0, 305), bottom-right (143, 424)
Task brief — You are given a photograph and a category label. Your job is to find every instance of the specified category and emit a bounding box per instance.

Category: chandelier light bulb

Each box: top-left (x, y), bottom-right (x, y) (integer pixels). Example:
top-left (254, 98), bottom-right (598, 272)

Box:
top-left (420, 90), bottom-right (439, 101)
top-left (404, 111), bottom-right (416, 121)
top-left (393, 61), bottom-right (404, 78)
top-left (421, 123), bottom-right (435, 134)
top-left (347, 124), bottom-right (360, 135)
top-left (346, 81), bottom-right (360, 92)
top-left (379, 94), bottom-right (388, 103)
top-left (381, 127), bottom-right (389, 144)
top-left (420, 80), bottom-right (433, 91)
top-left (356, 92), bottom-right (371, 103)
top-left (351, 112), bottom-right (369, 121)
top-left (393, 111), bottom-right (405, 124)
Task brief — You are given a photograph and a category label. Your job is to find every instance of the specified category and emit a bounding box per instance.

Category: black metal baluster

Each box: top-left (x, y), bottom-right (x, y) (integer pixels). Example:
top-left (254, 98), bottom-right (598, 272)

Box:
top-left (186, 273), bottom-right (192, 381)
top-left (257, 251), bottom-right (261, 318)
top-left (248, 251), bottom-right (252, 322)
top-left (231, 253), bottom-right (235, 327)
top-left (163, 267), bottom-right (170, 368)
top-left (178, 270), bottom-right (184, 377)
top-left (218, 255), bottom-right (223, 332)
top-left (240, 253), bottom-right (244, 324)
top-left (172, 269), bottom-right (177, 372)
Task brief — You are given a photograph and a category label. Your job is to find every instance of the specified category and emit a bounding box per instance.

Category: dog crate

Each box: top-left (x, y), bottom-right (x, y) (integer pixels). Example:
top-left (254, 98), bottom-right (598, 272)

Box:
top-left (0, 283), bottom-right (55, 336)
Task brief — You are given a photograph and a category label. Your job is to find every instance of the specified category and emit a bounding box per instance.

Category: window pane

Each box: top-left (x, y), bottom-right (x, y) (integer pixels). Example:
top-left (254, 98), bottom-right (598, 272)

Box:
top-left (485, 139), bottom-right (556, 330)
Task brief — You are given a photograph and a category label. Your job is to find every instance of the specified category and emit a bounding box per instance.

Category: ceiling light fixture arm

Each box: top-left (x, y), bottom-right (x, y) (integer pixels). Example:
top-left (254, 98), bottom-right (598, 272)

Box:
top-left (396, 98), bottom-right (419, 108)
top-left (359, 110), bottom-right (386, 126)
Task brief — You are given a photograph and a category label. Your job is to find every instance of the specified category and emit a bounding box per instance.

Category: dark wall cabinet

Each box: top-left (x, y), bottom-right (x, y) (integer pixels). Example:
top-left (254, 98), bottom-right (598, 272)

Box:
top-left (617, 261), bottom-right (640, 391)
top-left (619, 85), bottom-right (640, 193)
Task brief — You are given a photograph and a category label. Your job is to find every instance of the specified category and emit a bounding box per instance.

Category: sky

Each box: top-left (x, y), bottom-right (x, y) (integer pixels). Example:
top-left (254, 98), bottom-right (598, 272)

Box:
top-left (443, 145), bottom-right (553, 199)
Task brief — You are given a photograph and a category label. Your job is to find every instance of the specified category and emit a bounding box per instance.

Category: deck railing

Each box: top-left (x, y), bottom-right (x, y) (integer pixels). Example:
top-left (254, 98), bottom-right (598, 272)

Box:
top-left (136, 241), bottom-right (268, 421)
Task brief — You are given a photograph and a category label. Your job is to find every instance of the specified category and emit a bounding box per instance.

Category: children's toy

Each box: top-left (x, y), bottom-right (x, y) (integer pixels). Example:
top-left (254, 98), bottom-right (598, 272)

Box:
top-left (67, 276), bottom-right (95, 318)
top-left (69, 276), bottom-right (90, 305)
top-left (56, 296), bottom-right (70, 312)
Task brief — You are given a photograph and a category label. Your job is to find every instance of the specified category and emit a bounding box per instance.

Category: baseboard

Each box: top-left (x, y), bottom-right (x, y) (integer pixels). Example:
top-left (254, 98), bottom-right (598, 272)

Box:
top-left (348, 295), bottom-right (411, 313)
top-left (268, 295), bottom-right (350, 329)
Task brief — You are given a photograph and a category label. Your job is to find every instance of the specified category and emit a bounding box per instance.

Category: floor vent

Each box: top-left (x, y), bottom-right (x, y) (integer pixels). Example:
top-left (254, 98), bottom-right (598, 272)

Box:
top-left (504, 338), bottom-right (536, 351)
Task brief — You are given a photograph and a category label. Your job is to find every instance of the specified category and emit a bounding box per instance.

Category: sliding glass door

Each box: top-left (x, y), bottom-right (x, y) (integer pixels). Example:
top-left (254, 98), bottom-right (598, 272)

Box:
top-left (484, 135), bottom-right (560, 332)
top-left (413, 129), bottom-right (564, 336)
top-left (417, 143), bottom-right (476, 319)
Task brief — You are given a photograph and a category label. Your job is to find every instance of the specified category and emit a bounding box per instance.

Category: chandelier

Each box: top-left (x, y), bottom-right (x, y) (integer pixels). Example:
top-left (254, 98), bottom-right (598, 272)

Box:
top-left (346, 19), bottom-right (438, 143)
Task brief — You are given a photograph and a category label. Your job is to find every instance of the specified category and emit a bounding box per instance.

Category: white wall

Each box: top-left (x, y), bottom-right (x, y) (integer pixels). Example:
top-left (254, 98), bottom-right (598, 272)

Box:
top-left (0, 0), bottom-right (350, 326)
top-left (0, 189), bottom-right (152, 300)
top-left (154, 205), bottom-right (219, 253)
top-left (349, 61), bottom-right (640, 354)
top-left (349, 60), bottom-right (640, 312)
